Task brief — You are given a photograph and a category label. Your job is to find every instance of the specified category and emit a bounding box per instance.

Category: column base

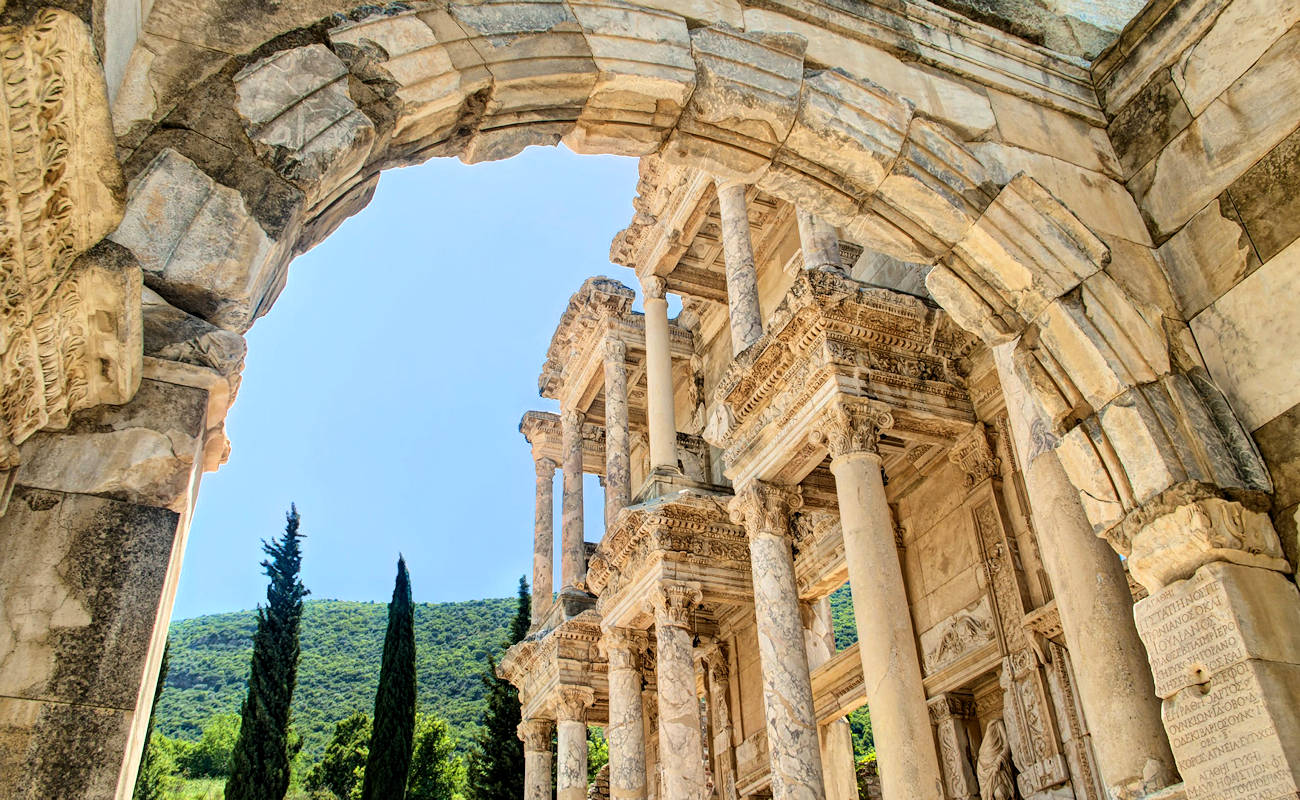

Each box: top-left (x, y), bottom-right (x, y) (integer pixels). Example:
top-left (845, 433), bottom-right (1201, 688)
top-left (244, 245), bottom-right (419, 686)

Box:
top-left (634, 468), bottom-right (726, 505)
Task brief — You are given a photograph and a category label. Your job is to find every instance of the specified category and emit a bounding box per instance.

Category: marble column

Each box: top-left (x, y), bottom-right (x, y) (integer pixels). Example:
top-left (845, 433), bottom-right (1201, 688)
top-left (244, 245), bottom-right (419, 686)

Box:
top-left (730, 482), bottom-right (827, 800)
top-left (652, 581), bottom-right (706, 800)
top-left (992, 345), bottom-right (1178, 797)
top-left (520, 719), bottom-right (556, 800)
top-left (560, 408), bottom-right (586, 592)
top-left (802, 599), bottom-right (859, 800)
top-left (603, 337), bottom-right (632, 526)
top-left (702, 646), bottom-right (738, 800)
top-left (605, 629), bottom-right (648, 800)
top-left (640, 276), bottom-right (678, 474)
top-left (796, 208), bottom-right (844, 274)
top-left (714, 180), bottom-right (764, 354)
top-left (556, 687), bottom-right (595, 800)
top-left (818, 400), bottom-right (945, 800)
top-left (533, 456), bottom-right (558, 625)
top-left (928, 695), bottom-right (978, 800)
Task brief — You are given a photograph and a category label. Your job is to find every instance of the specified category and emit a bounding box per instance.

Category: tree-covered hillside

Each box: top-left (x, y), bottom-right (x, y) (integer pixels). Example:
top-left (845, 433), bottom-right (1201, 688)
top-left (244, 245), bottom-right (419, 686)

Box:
top-left (158, 598), bottom-right (515, 760)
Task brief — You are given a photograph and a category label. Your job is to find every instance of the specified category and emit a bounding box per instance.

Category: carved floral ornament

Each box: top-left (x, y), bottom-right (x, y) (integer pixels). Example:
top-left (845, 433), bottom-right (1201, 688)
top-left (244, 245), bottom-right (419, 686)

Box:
top-left (810, 400), bottom-right (895, 461)
top-left (602, 627), bottom-right (646, 671)
top-left (728, 481), bottom-right (802, 535)
top-left (535, 456), bottom-right (558, 479)
top-left (517, 719), bottom-right (554, 750)
top-left (650, 580), bottom-right (702, 628)
top-left (948, 422), bottom-right (1001, 488)
top-left (553, 686), bottom-right (596, 722)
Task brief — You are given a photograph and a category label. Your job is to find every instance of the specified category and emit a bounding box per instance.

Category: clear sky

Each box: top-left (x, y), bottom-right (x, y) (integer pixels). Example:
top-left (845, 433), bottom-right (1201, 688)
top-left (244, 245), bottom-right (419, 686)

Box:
top-left (170, 146), bottom-right (643, 620)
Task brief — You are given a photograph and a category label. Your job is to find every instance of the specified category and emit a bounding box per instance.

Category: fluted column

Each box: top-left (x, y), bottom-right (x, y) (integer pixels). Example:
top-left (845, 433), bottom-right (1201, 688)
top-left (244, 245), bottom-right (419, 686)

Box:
top-left (560, 408), bottom-right (585, 592)
top-left (817, 400), bottom-right (944, 800)
top-left (651, 581), bottom-right (706, 800)
top-left (640, 276), bottom-right (678, 474)
top-left (730, 482), bottom-right (827, 800)
top-left (605, 629), bottom-right (648, 800)
top-left (556, 687), bottom-right (595, 800)
top-left (992, 346), bottom-right (1177, 797)
top-left (519, 719), bottom-right (555, 800)
top-left (796, 208), bottom-right (844, 273)
top-left (533, 457), bottom-right (557, 625)
top-left (714, 180), bottom-right (764, 354)
top-left (803, 599), bottom-right (858, 800)
top-left (603, 337), bottom-right (632, 526)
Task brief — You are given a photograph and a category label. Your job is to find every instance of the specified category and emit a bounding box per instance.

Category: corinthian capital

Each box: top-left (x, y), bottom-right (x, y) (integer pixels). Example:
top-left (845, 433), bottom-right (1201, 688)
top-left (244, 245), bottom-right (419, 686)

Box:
top-left (518, 718), bottom-right (554, 750)
top-left (641, 275), bottom-right (667, 300)
top-left (561, 408), bottom-right (584, 429)
top-left (535, 456), bottom-right (558, 479)
top-left (602, 627), bottom-right (646, 671)
top-left (728, 481), bottom-right (803, 536)
top-left (554, 686), bottom-right (596, 722)
top-left (651, 580), bottom-right (702, 629)
top-left (814, 399), bottom-right (894, 461)
top-left (604, 336), bottom-right (627, 363)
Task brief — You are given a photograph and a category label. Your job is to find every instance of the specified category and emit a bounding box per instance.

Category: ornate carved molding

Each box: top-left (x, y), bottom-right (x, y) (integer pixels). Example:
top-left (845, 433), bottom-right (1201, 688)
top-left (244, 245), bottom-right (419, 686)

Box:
top-left (536, 456), bottom-right (558, 479)
top-left (813, 399), bottom-right (894, 461)
top-left (728, 480), bottom-right (802, 536)
top-left (554, 685), bottom-right (596, 722)
top-left (928, 693), bottom-right (977, 724)
top-left (948, 421), bottom-right (1001, 488)
top-left (602, 627), bottom-right (646, 672)
top-left (652, 580), bottom-right (702, 629)
top-left (518, 718), bottom-right (555, 751)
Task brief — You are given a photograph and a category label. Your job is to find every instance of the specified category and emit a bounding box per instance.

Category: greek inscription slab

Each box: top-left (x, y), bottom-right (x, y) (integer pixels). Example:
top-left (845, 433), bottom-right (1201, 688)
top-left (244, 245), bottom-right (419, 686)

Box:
top-left (1135, 568), bottom-right (1251, 698)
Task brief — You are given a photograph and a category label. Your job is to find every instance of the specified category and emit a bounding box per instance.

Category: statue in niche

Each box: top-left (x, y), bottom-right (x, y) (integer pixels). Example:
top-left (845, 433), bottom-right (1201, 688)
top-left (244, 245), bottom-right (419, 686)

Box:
top-left (976, 719), bottom-right (1016, 800)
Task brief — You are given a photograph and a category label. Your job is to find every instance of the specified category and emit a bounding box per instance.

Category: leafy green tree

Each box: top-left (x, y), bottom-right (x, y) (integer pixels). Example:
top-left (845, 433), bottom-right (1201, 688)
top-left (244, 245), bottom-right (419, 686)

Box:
top-left (587, 727), bottom-right (608, 782)
top-left (849, 706), bottom-right (874, 761)
top-left (306, 712), bottom-right (371, 800)
top-left (180, 714), bottom-right (241, 778)
top-left (362, 556), bottom-right (418, 800)
top-left (134, 640), bottom-right (175, 800)
top-left (407, 715), bottom-right (464, 800)
top-left (465, 577), bottom-right (530, 800)
top-left (226, 505), bottom-right (310, 800)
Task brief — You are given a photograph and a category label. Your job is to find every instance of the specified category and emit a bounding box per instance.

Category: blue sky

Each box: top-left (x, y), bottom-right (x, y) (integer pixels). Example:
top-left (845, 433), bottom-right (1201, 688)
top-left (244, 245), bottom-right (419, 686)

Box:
top-left (171, 146), bottom-right (642, 619)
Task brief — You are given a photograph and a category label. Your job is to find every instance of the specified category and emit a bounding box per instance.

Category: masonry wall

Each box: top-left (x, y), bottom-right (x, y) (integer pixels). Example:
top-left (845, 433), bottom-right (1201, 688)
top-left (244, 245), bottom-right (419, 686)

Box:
top-left (1094, 0), bottom-right (1300, 573)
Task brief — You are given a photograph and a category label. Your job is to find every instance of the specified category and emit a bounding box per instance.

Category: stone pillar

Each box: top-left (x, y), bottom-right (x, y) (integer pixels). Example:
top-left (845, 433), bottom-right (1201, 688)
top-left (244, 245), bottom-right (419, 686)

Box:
top-left (796, 208), bottom-right (843, 274)
top-left (802, 599), bottom-right (859, 800)
top-left (556, 687), bottom-right (595, 800)
top-left (817, 400), bottom-right (945, 800)
top-left (605, 629), bottom-right (648, 800)
top-left (651, 581), bottom-right (706, 800)
top-left (928, 695), bottom-right (978, 800)
top-left (640, 276), bottom-right (678, 474)
top-left (993, 346), bottom-right (1178, 797)
top-left (730, 482), bottom-right (827, 800)
top-left (520, 719), bottom-right (556, 800)
top-left (560, 408), bottom-right (585, 592)
top-left (714, 180), bottom-right (764, 354)
top-left (603, 337), bottom-right (632, 526)
top-left (533, 457), bottom-right (558, 625)
top-left (702, 646), bottom-right (738, 800)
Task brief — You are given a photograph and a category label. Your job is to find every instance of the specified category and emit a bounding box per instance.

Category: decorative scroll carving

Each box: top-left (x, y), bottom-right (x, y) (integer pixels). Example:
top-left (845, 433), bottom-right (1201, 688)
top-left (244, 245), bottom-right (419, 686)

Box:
top-left (518, 718), bottom-right (555, 751)
top-left (920, 596), bottom-right (996, 676)
top-left (651, 580), bottom-right (701, 629)
top-left (555, 686), bottom-right (596, 721)
top-left (813, 399), bottom-right (894, 460)
top-left (949, 422), bottom-right (1001, 487)
top-left (929, 694), bottom-right (979, 800)
top-left (0, 10), bottom-right (138, 473)
top-left (728, 481), bottom-right (802, 535)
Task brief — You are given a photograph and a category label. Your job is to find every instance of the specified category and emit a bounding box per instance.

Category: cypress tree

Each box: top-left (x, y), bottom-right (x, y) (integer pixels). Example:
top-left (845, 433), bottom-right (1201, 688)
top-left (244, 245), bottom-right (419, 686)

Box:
top-left (465, 576), bottom-right (530, 800)
top-left (361, 556), bottom-right (418, 800)
top-left (226, 505), bottom-right (309, 800)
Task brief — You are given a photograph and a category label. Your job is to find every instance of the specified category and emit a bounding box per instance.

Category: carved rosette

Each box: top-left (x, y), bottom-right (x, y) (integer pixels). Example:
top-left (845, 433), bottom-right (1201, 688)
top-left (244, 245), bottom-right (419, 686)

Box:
top-left (554, 686), bottom-right (596, 722)
top-left (949, 422), bottom-right (1001, 488)
top-left (651, 580), bottom-right (702, 629)
top-left (518, 718), bottom-right (555, 751)
top-left (728, 481), bottom-right (802, 537)
top-left (813, 399), bottom-right (894, 462)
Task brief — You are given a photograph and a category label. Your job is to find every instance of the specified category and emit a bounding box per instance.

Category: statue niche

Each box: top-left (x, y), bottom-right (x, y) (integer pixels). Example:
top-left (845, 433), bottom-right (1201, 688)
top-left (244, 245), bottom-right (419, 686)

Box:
top-left (977, 719), bottom-right (1017, 800)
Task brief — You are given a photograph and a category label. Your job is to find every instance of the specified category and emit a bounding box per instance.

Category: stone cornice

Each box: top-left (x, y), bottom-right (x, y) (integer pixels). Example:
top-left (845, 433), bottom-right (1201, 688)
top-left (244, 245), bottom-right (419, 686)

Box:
top-left (520, 410), bottom-right (607, 475)
top-left (498, 610), bottom-right (607, 720)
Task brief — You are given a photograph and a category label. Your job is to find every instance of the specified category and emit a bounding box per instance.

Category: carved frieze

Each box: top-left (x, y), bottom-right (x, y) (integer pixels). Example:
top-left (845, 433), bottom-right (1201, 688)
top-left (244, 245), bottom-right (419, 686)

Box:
top-left (920, 595), bottom-right (996, 676)
top-left (0, 11), bottom-right (140, 476)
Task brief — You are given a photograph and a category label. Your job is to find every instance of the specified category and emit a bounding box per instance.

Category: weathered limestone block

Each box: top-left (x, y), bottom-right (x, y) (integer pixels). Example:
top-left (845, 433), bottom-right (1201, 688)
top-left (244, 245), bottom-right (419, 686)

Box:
top-left (1226, 125), bottom-right (1300, 265)
top-left (450, 0), bottom-right (598, 163)
top-left (565, 0), bottom-right (694, 155)
top-left (870, 118), bottom-right (995, 258)
top-left (110, 30), bottom-right (231, 147)
top-left (1135, 562), bottom-right (1300, 799)
top-left (757, 69), bottom-right (912, 225)
top-left (329, 11), bottom-right (484, 150)
top-left (1106, 68), bottom-right (1192, 180)
top-left (1170, 0), bottom-right (1300, 117)
top-left (663, 24), bottom-right (806, 182)
top-left (1128, 499), bottom-right (1290, 593)
top-left (233, 45), bottom-right (376, 206)
top-left (110, 148), bottom-right (283, 332)
top-left (985, 87), bottom-right (1121, 178)
top-left (1191, 238), bottom-right (1300, 431)
top-left (0, 11), bottom-right (141, 458)
top-left (17, 379), bottom-right (208, 513)
top-left (0, 697), bottom-right (136, 800)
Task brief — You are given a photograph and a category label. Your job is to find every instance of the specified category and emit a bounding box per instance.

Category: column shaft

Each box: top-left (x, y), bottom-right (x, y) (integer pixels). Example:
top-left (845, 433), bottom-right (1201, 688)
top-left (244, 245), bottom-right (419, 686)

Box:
top-left (715, 181), bottom-right (764, 354)
top-left (556, 689), bottom-right (594, 800)
top-left (732, 484), bottom-right (826, 800)
top-left (796, 208), bottom-right (843, 273)
top-left (560, 409), bottom-right (585, 592)
top-left (653, 583), bottom-right (706, 800)
top-left (603, 338), bottom-right (632, 526)
top-left (803, 599), bottom-right (858, 800)
top-left (993, 346), bottom-right (1177, 796)
top-left (641, 277), bottom-right (677, 473)
top-left (606, 631), bottom-right (648, 800)
top-left (830, 451), bottom-right (944, 799)
top-left (533, 458), bottom-right (557, 624)
top-left (520, 720), bottom-right (556, 800)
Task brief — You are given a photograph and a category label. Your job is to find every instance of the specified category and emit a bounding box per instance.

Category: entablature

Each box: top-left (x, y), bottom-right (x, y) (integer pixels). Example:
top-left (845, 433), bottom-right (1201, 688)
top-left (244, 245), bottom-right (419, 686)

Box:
top-left (499, 610), bottom-right (610, 724)
top-left (520, 410), bottom-right (607, 474)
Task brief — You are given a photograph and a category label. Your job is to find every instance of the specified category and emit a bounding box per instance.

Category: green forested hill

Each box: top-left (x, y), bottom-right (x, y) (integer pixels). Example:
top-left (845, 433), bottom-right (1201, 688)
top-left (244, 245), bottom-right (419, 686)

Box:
top-left (158, 598), bottom-right (515, 759)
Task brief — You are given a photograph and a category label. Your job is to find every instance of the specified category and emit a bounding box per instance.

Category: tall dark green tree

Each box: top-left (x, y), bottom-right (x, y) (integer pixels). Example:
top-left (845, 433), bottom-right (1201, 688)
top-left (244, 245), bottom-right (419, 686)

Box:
top-left (361, 556), bottom-right (418, 800)
top-left (133, 640), bottom-right (173, 800)
top-left (226, 505), bottom-right (309, 800)
top-left (464, 576), bottom-right (530, 800)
